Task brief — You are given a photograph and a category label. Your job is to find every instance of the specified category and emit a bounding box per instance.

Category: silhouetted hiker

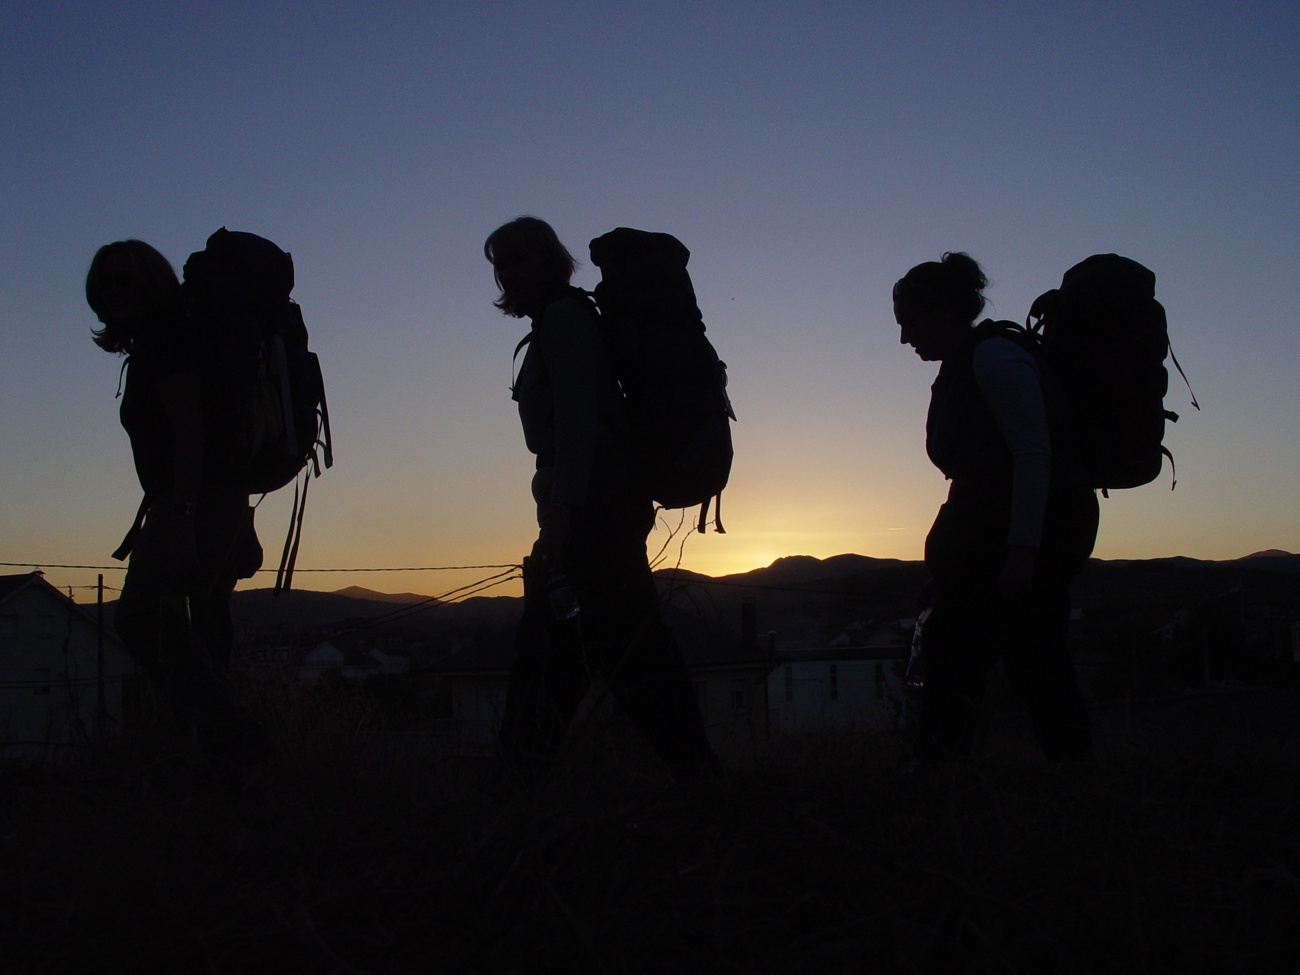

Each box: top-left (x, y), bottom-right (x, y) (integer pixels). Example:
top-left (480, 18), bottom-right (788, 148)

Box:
top-left (484, 216), bottom-right (721, 786)
top-left (893, 252), bottom-right (1098, 763)
top-left (86, 240), bottom-right (270, 780)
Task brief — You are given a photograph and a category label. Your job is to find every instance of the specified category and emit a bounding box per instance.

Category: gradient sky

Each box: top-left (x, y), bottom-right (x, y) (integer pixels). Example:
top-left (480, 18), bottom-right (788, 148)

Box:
top-left (3, 1), bottom-right (1298, 602)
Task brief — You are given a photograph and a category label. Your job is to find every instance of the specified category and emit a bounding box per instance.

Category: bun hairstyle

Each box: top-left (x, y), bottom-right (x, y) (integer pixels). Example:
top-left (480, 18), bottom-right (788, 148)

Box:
top-left (892, 251), bottom-right (989, 326)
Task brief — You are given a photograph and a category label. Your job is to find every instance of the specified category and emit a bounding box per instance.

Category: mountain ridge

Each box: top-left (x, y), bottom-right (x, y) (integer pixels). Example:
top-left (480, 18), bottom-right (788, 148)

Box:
top-left (262, 550), bottom-right (1299, 604)
top-left (218, 551), bottom-right (1299, 636)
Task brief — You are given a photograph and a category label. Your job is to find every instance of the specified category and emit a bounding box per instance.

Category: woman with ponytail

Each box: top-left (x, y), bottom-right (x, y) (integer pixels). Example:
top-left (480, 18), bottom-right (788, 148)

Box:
top-left (893, 252), bottom-right (1098, 763)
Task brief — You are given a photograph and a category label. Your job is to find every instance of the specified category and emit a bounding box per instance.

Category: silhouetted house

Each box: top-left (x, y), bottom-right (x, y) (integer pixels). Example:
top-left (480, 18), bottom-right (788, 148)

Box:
top-left (298, 636), bottom-right (409, 686)
top-left (681, 603), bottom-right (775, 763)
top-left (422, 628), bottom-right (512, 750)
top-left (768, 620), bottom-right (909, 734)
top-left (0, 572), bottom-right (131, 762)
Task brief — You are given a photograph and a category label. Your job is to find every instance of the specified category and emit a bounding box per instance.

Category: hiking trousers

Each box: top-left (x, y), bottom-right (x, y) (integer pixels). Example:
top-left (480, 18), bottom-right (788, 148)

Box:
top-left (498, 497), bottom-right (720, 781)
top-left (114, 487), bottom-right (265, 757)
top-left (918, 479), bottom-right (1099, 763)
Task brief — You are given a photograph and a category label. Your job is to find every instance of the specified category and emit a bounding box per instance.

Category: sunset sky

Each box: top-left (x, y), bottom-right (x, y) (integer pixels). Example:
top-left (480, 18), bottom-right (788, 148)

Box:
top-left (3, 2), bottom-right (1297, 603)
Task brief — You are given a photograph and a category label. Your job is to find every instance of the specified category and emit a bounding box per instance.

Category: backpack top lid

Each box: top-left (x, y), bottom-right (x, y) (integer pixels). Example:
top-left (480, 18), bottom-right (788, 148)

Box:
top-left (1028, 253), bottom-right (1158, 325)
top-left (185, 228), bottom-right (295, 307)
top-left (589, 227), bottom-right (703, 326)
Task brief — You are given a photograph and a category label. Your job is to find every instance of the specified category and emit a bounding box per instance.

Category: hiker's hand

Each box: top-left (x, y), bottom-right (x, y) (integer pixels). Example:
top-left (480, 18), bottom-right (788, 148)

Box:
top-left (998, 546), bottom-right (1036, 602)
top-left (168, 517), bottom-right (202, 586)
top-left (536, 504), bottom-right (572, 563)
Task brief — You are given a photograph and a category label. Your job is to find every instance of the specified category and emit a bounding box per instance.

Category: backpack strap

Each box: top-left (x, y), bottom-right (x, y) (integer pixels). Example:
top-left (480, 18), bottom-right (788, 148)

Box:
top-left (975, 318), bottom-right (1036, 347)
top-left (274, 472), bottom-right (310, 594)
top-left (316, 374), bottom-right (334, 471)
top-left (510, 331), bottom-right (532, 399)
top-left (1167, 339), bottom-right (1201, 413)
top-left (111, 493), bottom-right (154, 561)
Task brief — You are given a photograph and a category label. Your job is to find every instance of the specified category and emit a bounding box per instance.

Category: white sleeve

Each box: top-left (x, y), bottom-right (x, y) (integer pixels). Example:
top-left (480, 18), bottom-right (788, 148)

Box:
top-left (972, 337), bottom-right (1051, 548)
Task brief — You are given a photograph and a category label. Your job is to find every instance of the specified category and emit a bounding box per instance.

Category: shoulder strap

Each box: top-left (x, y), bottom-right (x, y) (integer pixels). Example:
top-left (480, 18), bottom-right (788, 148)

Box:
top-left (509, 331), bottom-right (532, 400)
top-left (111, 493), bottom-right (153, 561)
top-left (974, 318), bottom-right (1034, 344)
top-left (508, 288), bottom-right (601, 399)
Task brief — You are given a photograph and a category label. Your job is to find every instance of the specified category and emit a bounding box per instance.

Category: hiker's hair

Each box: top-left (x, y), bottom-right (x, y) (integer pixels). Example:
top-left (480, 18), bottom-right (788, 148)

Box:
top-left (85, 239), bottom-right (182, 354)
top-left (892, 251), bottom-right (989, 326)
top-left (484, 216), bottom-right (579, 317)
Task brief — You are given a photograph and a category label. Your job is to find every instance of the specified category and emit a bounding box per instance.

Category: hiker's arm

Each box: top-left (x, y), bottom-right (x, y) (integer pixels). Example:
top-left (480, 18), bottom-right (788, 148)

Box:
top-left (539, 299), bottom-right (601, 513)
top-left (974, 338), bottom-right (1050, 596)
top-left (156, 370), bottom-right (205, 501)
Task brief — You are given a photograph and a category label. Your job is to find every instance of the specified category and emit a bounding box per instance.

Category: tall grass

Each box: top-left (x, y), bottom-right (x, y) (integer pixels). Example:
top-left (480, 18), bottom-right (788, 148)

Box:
top-left (2, 682), bottom-right (1298, 974)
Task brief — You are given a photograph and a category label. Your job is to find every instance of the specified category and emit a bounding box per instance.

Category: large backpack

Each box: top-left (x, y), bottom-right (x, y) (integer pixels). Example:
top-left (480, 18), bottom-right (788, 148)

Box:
top-left (1026, 253), bottom-right (1194, 492)
top-left (587, 227), bottom-right (736, 532)
top-left (183, 228), bottom-right (334, 588)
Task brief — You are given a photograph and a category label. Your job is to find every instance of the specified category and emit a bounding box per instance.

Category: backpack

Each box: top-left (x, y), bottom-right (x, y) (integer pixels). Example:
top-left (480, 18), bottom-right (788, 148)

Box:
top-left (183, 228), bottom-right (334, 589)
top-left (1026, 254), bottom-right (1195, 492)
top-left (587, 227), bottom-right (736, 532)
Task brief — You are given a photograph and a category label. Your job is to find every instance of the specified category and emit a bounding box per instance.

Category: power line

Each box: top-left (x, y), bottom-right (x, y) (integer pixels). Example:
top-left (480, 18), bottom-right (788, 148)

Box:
top-left (3, 559), bottom-right (880, 600)
top-left (1, 562), bottom-right (129, 572)
top-left (269, 564), bottom-right (520, 573)
top-left (247, 567), bottom-right (522, 652)
top-left (1, 561), bottom-right (519, 573)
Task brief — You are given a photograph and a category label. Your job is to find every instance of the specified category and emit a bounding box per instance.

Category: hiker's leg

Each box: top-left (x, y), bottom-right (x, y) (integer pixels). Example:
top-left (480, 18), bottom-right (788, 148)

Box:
top-left (1003, 581), bottom-right (1093, 762)
top-left (187, 490), bottom-right (264, 670)
top-left (116, 492), bottom-right (266, 765)
top-left (917, 497), bottom-right (1003, 763)
top-left (1008, 486), bottom-right (1099, 762)
top-left (184, 489), bottom-right (271, 766)
top-left (914, 590), bottom-right (999, 763)
top-left (497, 556), bottom-right (591, 769)
top-left (606, 614), bottom-right (721, 780)
top-left (114, 500), bottom-right (182, 732)
top-left (567, 500), bottom-right (720, 779)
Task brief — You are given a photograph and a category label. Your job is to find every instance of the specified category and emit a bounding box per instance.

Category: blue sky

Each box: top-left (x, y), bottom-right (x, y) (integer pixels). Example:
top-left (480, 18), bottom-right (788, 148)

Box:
top-left (3, 1), bottom-right (1297, 600)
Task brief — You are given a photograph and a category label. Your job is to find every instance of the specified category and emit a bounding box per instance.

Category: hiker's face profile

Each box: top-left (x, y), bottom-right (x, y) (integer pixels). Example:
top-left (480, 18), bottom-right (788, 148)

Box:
top-left (896, 304), bottom-right (962, 362)
top-left (492, 244), bottom-right (550, 314)
top-left (93, 251), bottom-right (149, 329)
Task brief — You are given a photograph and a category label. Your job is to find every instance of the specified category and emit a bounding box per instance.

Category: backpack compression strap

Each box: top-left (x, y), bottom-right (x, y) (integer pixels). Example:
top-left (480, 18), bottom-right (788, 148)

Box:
top-left (697, 493), bottom-right (726, 534)
top-left (111, 493), bottom-right (153, 561)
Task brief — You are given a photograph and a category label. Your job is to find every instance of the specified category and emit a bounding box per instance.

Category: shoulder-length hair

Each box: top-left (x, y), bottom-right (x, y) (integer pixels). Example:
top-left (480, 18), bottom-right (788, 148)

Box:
top-left (85, 239), bottom-right (182, 354)
top-left (483, 216), bottom-right (579, 317)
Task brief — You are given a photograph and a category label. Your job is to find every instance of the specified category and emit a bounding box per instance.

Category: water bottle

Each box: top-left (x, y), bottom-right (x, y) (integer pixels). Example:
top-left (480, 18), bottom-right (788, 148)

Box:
top-left (544, 562), bottom-right (580, 621)
top-left (906, 606), bottom-right (931, 691)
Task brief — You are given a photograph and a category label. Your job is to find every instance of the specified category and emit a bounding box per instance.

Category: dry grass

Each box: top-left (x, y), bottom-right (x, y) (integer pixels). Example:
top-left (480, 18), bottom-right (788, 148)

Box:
top-left (3, 687), bottom-right (1300, 974)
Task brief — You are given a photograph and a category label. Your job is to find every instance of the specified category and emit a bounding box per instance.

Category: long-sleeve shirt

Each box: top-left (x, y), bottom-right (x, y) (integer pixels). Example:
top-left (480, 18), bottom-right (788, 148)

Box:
top-left (971, 337), bottom-right (1052, 548)
top-left (512, 295), bottom-right (629, 520)
top-left (926, 328), bottom-right (1053, 549)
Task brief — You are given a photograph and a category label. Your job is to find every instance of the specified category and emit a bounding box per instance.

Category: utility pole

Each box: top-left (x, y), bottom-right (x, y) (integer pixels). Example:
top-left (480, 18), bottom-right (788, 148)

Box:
top-left (96, 574), bottom-right (105, 739)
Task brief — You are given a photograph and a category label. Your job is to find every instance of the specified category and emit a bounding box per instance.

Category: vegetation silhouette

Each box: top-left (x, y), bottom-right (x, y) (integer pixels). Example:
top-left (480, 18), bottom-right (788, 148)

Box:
top-left (3, 690), bottom-right (1298, 973)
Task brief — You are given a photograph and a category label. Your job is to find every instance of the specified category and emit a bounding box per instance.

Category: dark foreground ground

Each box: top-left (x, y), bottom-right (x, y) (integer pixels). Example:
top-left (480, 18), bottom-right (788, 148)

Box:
top-left (3, 688), bottom-right (1299, 975)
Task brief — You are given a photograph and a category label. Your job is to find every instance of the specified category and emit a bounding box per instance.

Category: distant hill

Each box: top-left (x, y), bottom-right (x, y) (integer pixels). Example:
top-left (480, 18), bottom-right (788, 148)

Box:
top-left (332, 586), bottom-right (437, 604)
top-left (653, 554), bottom-right (930, 647)
top-left (1236, 551), bottom-right (1300, 574)
top-left (712, 553), bottom-right (891, 587)
top-left (203, 551), bottom-right (1299, 649)
top-left (229, 587), bottom-right (516, 633)
top-left (656, 551), bottom-right (1300, 644)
